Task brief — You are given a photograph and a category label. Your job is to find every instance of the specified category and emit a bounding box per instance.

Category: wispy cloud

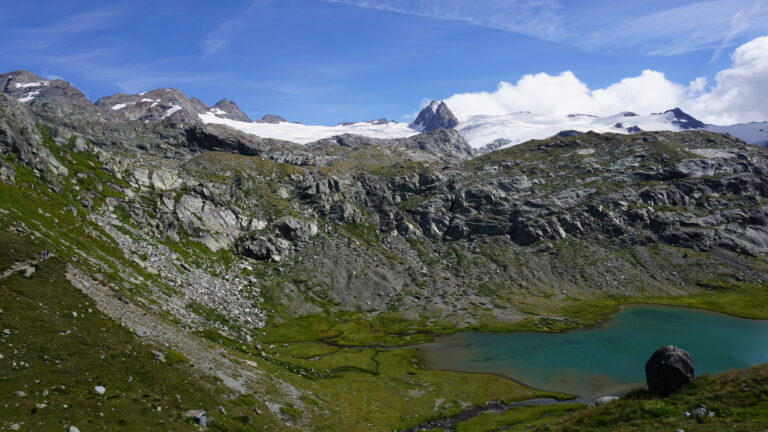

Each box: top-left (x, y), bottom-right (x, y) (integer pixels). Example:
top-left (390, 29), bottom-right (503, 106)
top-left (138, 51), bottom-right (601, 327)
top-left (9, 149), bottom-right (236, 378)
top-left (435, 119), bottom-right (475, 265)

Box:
top-left (324, 0), bottom-right (566, 41)
top-left (323, 0), bottom-right (768, 56)
top-left (14, 8), bottom-right (125, 51)
top-left (201, 1), bottom-right (268, 56)
top-left (710, 0), bottom-right (766, 61)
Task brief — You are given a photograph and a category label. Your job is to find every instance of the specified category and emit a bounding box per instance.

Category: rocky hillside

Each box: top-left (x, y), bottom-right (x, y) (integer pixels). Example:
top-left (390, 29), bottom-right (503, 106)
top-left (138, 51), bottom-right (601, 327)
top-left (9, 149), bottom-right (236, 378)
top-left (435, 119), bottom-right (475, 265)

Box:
top-left (3, 71), bottom-right (768, 328)
top-left (2, 70), bottom-right (768, 431)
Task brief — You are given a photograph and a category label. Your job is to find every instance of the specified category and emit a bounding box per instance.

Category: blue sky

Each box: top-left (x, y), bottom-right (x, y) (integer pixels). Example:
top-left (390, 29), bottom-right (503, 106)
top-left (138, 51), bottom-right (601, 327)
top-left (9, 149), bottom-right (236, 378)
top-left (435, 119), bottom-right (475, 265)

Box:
top-left (1, 0), bottom-right (766, 124)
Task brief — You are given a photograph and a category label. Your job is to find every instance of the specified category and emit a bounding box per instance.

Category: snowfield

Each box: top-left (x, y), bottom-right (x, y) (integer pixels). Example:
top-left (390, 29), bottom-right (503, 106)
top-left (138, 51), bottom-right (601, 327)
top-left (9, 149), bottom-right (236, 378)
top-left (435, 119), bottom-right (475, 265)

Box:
top-left (706, 123), bottom-right (768, 146)
top-left (198, 113), bottom-right (420, 144)
top-left (198, 110), bottom-right (768, 148)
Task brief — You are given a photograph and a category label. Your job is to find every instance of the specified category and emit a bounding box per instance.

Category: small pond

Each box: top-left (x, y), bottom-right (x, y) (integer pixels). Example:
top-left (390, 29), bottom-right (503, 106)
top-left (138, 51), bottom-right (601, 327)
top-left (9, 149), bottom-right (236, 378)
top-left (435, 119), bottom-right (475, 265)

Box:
top-left (419, 305), bottom-right (768, 397)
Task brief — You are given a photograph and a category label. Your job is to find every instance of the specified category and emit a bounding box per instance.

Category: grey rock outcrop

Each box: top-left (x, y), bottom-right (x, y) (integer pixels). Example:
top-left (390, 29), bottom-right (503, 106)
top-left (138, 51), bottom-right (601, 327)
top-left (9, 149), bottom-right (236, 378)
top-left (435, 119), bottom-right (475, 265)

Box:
top-left (411, 100), bottom-right (459, 132)
top-left (308, 129), bottom-right (474, 160)
top-left (273, 217), bottom-right (318, 242)
top-left (645, 345), bottom-right (695, 396)
top-left (0, 160), bottom-right (14, 184)
top-left (477, 138), bottom-right (512, 154)
top-left (237, 236), bottom-right (290, 261)
top-left (0, 93), bottom-right (68, 179)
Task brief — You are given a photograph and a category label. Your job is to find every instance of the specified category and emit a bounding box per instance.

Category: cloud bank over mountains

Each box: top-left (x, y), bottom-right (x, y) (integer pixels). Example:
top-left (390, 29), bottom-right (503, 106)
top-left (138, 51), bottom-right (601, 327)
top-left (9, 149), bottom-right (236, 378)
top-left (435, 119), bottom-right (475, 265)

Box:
top-left (443, 36), bottom-right (768, 125)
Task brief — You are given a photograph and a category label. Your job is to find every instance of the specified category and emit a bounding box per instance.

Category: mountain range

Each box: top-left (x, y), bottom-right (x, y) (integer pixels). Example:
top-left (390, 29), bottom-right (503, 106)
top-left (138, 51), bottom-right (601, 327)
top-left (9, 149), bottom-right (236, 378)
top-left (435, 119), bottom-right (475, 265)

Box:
top-left (4, 70), bottom-right (766, 150)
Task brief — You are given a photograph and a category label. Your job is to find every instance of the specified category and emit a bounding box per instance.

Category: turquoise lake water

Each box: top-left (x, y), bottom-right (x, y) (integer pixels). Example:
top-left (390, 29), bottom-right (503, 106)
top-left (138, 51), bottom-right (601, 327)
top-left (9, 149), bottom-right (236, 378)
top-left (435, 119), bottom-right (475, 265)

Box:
top-left (418, 306), bottom-right (768, 397)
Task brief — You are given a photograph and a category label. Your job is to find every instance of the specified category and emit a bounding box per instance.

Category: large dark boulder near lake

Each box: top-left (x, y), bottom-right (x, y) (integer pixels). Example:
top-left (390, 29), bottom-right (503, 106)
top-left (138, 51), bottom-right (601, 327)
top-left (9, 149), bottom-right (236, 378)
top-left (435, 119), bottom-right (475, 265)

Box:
top-left (645, 345), bottom-right (695, 396)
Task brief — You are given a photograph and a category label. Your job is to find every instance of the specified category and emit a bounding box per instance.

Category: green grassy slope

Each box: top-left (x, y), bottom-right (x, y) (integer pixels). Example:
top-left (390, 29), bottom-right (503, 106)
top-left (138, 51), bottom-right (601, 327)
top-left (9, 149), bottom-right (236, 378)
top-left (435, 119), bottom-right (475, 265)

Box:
top-left (0, 233), bottom-right (287, 431)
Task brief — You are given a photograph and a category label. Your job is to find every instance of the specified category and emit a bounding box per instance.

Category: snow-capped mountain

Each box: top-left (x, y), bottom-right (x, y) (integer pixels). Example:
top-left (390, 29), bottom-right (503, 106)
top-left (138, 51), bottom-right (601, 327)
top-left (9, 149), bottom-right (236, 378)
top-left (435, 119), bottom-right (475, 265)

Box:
top-left (457, 108), bottom-right (768, 150)
top-left (94, 88), bottom-right (210, 123)
top-left (2, 70), bottom-right (766, 149)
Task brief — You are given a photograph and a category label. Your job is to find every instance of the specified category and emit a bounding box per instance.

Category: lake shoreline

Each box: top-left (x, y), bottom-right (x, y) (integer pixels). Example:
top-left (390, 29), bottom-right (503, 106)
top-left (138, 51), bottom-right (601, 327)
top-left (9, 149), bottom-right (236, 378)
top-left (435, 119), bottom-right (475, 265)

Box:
top-left (417, 304), bottom-right (768, 398)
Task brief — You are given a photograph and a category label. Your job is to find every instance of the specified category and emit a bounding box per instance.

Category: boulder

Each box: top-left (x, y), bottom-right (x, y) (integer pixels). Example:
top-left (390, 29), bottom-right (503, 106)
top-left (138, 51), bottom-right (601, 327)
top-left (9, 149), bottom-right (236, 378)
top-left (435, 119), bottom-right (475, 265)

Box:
top-left (273, 216), bottom-right (318, 242)
top-left (0, 160), bottom-right (15, 184)
top-left (645, 345), bottom-right (695, 396)
top-left (329, 202), bottom-right (362, 223)
top-left (237, 236), bottom-right (290, 261)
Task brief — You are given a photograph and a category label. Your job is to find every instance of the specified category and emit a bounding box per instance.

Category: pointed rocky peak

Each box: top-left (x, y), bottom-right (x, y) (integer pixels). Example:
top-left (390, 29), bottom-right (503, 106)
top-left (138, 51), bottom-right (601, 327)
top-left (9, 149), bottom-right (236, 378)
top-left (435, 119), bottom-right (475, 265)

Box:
top-left (256, 114), bottom-right (287, 124)
top-left (660, 107), bottom-right (707, 130)
top-left (211, 98), bottom-right (251, 122)
top-left (95, 88), bottom-right (207, 123)
top-left (411, 100), bottom-right (459, 132)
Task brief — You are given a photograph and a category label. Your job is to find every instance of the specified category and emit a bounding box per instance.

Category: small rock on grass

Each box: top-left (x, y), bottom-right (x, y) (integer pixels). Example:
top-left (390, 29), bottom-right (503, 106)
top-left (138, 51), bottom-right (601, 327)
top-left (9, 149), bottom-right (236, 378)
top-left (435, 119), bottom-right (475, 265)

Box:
top-left (152, 351), bottom-right (166, 362)
top-left (594, 396), bottom-right (619, 406)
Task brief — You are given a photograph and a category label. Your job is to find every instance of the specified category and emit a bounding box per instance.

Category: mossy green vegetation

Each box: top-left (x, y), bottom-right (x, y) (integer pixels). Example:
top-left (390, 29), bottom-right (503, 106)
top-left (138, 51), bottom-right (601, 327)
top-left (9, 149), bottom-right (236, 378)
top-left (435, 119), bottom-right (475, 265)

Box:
top-left (183, 151), bottom-right (306, 179)
top-left (271, 347), bottom-right (571, 432)
top-left (317, 145), bottom-right (437, 177)
top-left (0, 230), bottom-right (40, 269)
top-left (164, 349), bottom-right (189, 366)
top-left (456, 404), bottom-right (587, 432)
top-left (258, 311), bottom-right (455, 347)
top-left (338, 222), bottom-right (381, 247)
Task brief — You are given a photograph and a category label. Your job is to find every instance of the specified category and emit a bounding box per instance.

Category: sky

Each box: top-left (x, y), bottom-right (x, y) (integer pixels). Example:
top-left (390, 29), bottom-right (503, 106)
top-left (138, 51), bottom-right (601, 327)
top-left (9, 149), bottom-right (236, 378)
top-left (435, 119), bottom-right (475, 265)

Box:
top-left (0, 0), bottom-right (767, 125)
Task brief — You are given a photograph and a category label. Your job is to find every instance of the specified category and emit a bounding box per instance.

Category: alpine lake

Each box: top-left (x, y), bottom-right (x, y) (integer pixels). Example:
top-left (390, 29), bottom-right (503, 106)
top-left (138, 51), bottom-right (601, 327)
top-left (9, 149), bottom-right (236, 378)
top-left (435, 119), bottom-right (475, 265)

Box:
top-left (418, 305), bottom-right (768, 397)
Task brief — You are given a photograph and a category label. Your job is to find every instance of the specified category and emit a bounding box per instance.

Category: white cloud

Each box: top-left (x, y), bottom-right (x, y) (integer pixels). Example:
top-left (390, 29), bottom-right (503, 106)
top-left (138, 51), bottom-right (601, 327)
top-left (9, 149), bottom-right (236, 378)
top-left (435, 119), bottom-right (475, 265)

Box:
top-left (689, 36), bottom-right (768, 123)
top-left (443, 36), bottom-right (768, 125)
